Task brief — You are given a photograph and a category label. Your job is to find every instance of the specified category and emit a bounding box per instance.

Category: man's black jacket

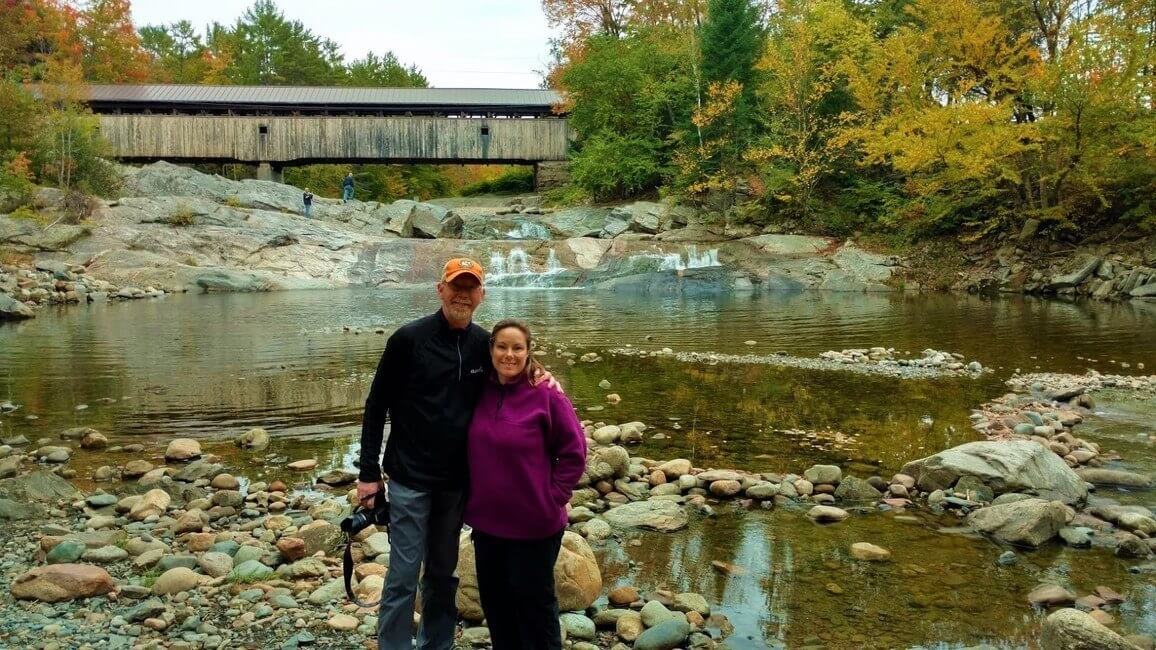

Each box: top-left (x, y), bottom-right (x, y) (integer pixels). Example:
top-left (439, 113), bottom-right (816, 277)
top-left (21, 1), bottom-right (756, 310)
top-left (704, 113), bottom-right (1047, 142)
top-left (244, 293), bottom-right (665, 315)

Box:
top-left (358, 310), bottom-right (490, 490)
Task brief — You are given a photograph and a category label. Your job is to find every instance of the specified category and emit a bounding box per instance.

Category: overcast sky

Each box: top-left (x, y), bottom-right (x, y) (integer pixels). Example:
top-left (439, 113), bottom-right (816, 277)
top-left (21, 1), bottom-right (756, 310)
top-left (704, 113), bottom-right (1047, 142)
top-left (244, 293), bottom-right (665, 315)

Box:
top-left (129, 0), bottom-right (555, 89)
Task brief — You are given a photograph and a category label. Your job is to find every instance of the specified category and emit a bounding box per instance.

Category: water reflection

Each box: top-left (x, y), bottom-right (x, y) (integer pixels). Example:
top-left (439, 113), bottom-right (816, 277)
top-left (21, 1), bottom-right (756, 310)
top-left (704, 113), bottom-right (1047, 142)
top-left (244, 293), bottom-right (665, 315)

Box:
top-left (604, 506), bottom-right (1156, 648)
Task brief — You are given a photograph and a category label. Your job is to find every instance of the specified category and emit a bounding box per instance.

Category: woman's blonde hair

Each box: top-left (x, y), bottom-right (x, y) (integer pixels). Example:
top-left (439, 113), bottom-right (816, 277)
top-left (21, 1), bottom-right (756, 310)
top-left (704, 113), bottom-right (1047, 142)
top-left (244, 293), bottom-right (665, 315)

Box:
top-left (490, 319), bottom-right (544, 382)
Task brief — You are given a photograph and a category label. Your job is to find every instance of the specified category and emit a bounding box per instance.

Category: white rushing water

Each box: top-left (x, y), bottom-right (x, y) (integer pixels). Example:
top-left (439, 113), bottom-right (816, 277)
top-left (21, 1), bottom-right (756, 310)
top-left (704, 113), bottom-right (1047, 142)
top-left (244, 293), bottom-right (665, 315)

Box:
top-left (487, 247), bottom-right (566, 287)
top-left (656, 246), bottom-right (722, 271)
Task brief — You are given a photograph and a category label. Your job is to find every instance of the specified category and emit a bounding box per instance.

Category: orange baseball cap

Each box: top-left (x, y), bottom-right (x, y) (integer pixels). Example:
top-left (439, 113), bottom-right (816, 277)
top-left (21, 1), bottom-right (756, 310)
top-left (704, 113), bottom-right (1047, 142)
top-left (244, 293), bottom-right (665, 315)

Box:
top-left (442, 257), bottom-right (485, 284)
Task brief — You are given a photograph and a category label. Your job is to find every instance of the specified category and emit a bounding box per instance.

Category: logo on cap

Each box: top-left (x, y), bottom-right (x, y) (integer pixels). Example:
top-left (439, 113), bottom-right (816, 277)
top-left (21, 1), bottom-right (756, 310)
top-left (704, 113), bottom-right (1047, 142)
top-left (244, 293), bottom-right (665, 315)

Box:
top-left (442, 257), bottom-right (485, 283)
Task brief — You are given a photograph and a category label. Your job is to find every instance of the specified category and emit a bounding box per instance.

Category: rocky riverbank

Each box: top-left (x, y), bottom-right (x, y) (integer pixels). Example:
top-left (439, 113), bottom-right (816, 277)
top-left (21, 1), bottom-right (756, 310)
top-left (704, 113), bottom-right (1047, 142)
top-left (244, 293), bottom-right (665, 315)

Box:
top-left (956, 233), bottom-right (1156, 302)
top-left (1, 162), bottom-right (905, 321)
top-left (1, 366), bottom-right (1153, 649)
top-left (3, 162), bottom-right (1155, 323)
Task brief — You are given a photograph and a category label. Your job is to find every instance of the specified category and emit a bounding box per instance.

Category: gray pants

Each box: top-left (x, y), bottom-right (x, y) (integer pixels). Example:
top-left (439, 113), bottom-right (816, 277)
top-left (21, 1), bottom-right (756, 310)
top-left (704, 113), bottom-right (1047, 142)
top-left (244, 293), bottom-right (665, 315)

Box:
top-left (377, 480), bottom-right (466, 650)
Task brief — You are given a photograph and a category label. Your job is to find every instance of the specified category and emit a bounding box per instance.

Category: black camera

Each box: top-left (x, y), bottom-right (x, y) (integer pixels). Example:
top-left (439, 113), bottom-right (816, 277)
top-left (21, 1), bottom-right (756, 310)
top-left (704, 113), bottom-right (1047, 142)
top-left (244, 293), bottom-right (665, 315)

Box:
top-left (340, 490), bottom-right (390, 537)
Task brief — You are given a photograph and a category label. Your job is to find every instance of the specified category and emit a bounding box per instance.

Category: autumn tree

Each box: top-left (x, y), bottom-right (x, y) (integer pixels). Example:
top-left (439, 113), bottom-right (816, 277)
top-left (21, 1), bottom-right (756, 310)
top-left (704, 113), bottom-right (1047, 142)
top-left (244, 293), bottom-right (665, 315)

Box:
top-left (77, 0), bottom-right (151, 82)
top-left (543, 0), bottom-right (633, 43)
top-left (746, 0), bottom-right (869, 229)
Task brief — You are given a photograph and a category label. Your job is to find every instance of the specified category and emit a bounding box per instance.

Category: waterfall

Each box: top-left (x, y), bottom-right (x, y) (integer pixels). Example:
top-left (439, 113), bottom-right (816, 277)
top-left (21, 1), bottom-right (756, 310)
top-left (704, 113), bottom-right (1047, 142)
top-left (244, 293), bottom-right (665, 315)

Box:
top-left (657, 245), bottom-right (722, 271)
top-left (504, 220), bottom-right (552, 240)
top-left (546, 249), bottom-right (562, 273)
top-left (488, 251), bottom-right (507, 276)
top-left (486, 247), bottom-right (568, 287)
top-left (507, 248), bottom-right (530, 275)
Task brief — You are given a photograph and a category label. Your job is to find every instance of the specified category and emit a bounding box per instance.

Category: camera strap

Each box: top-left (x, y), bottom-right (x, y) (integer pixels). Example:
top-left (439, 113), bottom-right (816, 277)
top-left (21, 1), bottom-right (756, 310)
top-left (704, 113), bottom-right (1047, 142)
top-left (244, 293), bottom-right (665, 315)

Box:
top-left (343, 534), bottom-right (383, 609)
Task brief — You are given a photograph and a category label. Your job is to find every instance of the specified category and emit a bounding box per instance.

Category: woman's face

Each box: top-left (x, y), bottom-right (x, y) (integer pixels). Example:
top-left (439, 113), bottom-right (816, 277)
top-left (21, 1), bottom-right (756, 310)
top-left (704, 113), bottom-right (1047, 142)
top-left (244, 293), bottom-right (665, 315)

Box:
top-left (491, 326), bottom-right (528, 383)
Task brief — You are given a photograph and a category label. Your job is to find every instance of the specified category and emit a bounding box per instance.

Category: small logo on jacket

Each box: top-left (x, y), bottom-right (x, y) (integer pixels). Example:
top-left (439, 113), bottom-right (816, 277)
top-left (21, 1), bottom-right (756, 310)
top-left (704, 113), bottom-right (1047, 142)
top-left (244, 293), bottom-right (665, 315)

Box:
top-left (469, 366), bottom-right (484, 375)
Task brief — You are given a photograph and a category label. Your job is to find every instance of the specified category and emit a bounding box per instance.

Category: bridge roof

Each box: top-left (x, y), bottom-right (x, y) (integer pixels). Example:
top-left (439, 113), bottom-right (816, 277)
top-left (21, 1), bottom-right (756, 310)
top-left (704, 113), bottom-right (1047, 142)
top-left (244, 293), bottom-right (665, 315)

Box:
top-left (83, 84), bottom-right (563, 111)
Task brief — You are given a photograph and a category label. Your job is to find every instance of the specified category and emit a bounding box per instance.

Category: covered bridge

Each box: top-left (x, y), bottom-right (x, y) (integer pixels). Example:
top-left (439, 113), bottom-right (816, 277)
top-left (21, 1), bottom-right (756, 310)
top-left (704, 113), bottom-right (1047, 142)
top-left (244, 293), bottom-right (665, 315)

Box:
top-left (82, 84), bottom-right (570, 185)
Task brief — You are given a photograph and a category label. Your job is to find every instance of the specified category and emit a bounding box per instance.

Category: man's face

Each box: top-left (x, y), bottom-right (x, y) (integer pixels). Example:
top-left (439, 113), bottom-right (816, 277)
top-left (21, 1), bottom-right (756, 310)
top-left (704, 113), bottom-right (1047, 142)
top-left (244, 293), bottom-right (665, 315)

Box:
top-left (437, 275), bottom-right (484, 324)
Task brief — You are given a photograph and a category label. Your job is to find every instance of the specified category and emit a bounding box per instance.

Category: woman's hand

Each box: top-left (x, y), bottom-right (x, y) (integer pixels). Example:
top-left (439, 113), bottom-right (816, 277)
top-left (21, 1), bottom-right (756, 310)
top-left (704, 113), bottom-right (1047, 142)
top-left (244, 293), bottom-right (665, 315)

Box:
top-left (531, 367), bottom-right (564, 393)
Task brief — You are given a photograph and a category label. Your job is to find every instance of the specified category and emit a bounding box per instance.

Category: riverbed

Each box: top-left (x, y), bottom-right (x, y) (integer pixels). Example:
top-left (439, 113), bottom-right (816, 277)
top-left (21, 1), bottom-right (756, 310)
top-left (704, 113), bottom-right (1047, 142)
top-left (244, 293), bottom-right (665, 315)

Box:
top-left (1, 288), bottom-right (1154, 648)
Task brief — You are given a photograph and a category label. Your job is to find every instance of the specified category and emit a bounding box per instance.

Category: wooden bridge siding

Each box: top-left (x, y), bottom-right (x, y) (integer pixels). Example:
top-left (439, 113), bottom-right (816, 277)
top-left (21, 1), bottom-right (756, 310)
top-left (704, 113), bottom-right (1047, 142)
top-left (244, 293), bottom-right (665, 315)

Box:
top-left (97, 115), bottom-right (569, 162)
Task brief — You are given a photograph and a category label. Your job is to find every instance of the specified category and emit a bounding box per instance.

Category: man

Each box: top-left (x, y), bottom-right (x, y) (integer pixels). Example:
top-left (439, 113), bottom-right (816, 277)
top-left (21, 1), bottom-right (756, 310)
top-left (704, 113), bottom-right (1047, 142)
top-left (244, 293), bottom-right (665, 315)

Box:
top-left (343, 172), bottom-right (355, 203)
top-left (357, 258), bottom-right (491, 650)
top-left (302, 187), bottom-right (313, 219)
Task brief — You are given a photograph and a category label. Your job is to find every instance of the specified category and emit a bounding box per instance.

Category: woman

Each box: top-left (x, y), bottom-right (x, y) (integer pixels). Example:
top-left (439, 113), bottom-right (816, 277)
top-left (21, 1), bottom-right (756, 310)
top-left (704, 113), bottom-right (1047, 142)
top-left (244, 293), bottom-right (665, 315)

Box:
top-left (463, 319), bottom-right (587, 650)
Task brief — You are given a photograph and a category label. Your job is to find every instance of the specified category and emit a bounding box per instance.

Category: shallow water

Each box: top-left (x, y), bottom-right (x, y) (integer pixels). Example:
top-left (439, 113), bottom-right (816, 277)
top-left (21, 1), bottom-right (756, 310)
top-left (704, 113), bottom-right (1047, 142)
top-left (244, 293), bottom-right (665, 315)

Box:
top-left (1, 288), bottom-right (1154, 647)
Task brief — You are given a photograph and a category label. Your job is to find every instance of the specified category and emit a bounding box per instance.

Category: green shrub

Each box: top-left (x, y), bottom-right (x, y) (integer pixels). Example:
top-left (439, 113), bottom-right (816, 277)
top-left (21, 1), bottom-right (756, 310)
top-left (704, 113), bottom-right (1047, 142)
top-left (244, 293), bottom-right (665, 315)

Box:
top-left (541, 184), bottom-right (592, 208)
top-left (223, 195), bottom-right (245, 208)
top-left (458, 167), bottom-right (535, 196)
top-left (570, 132), bottom-right (664, 200)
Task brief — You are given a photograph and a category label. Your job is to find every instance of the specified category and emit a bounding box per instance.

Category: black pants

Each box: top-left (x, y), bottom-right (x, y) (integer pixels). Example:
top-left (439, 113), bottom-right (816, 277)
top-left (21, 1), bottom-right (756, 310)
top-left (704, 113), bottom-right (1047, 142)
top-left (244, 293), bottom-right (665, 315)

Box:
top-left (472, 528), bottom-right (564, 650)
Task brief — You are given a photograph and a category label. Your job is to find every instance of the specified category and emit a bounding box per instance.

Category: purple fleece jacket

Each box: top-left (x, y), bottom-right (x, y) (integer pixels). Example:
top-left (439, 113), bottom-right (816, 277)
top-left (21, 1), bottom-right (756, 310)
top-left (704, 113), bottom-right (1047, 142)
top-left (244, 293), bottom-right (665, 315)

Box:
top-left (463, 374), bottom-right (587, 540)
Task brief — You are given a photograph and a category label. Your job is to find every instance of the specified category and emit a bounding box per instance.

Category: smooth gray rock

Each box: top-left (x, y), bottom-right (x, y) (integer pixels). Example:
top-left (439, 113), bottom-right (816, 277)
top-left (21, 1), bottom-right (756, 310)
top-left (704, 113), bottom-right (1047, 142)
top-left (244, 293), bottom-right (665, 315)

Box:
top-left (966, 499), bottom-right (1069, 547)
top-left (1040, 608), bottom-right (1138, 649)
top-left (633, 618), bottom-right (691, 650)
top-left (602, 500), bottom-right (688, 532)
top-left (0, 293), bottom-right (34, 320)
top-left (900, 440), bottom-right (1087, 505)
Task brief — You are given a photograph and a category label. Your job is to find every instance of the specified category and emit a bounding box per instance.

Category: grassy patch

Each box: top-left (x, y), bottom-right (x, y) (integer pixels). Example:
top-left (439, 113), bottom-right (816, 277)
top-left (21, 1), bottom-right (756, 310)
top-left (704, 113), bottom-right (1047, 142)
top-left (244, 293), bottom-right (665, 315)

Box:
top-left (223, 195), bottom-right (245, 208)
top-left (138, 567), bottom-right (163, 589)
top-left (169, 205), bottom-right (197, 227)
top-left (0, 249), bottom-right (33, 267)
top-left (227, 571), bottom-right (273, 584)
top-left (8, 205), bottom-right (49, 225)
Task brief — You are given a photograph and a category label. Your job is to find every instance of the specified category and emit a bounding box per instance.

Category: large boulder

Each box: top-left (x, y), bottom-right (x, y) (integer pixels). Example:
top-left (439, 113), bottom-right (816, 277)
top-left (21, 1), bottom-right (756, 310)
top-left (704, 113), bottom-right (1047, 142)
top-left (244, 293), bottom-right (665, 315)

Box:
top-left (1040, 608), bottom-right (1138, 650)
top-left (0, 470), bottom-right (81, 503)
top-left (193, 270), bottom-right (275, 293)
top-left (900, 440), bottom-right (1087, 505)
top-left (966, 499), bottom-right (1069, 547)
top-left (601, 500), bottom-right (688, 532)
top-left (456, 531), bottom-right (601, 622)
top-left (554, 532), bottom-right (602, 611)
top-left (1045, 256), bottom-right (1102, 291)
top-left (0, 293), bottom-right (35, 321)
top-left (541, 207), bottom-right (611, 239)
top-left (558, 238), bottom-right (612, 270)
top-left (11, 564), bottom-right (115, 602)
top-left (409, 203), bottom-right (462, 239)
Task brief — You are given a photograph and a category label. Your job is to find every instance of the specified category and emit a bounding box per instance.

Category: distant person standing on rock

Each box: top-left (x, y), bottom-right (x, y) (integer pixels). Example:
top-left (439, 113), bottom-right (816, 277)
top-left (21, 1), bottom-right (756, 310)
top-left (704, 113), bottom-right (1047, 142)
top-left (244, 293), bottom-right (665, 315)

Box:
top-left (342, 172), bottom-right (355, 202)
top-left (464, 319), bottom-right (586, 650)
top-left (357, 258), bottom-right (561, 650)
top-left (302, 188), bottom-right (313, 219)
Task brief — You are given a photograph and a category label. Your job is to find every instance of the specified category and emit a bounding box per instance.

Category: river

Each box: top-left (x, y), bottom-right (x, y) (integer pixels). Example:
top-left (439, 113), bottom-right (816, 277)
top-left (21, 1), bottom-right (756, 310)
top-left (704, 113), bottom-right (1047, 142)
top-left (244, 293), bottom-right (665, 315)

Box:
top-left (1, 288), bottom-right (1154, 648)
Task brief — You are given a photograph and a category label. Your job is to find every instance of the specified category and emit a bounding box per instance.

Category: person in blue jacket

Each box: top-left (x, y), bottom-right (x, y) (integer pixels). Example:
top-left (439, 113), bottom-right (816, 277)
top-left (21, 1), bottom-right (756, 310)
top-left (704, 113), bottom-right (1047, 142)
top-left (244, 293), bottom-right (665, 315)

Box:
top-left (342, 172), bottom-right (355, 202)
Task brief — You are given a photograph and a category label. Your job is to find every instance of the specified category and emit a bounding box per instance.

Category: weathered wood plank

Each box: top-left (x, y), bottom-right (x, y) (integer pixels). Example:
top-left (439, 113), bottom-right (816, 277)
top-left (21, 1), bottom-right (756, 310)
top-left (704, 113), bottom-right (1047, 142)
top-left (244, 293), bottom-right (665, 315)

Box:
top-left (98, 115), bottom-right (569, 163)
